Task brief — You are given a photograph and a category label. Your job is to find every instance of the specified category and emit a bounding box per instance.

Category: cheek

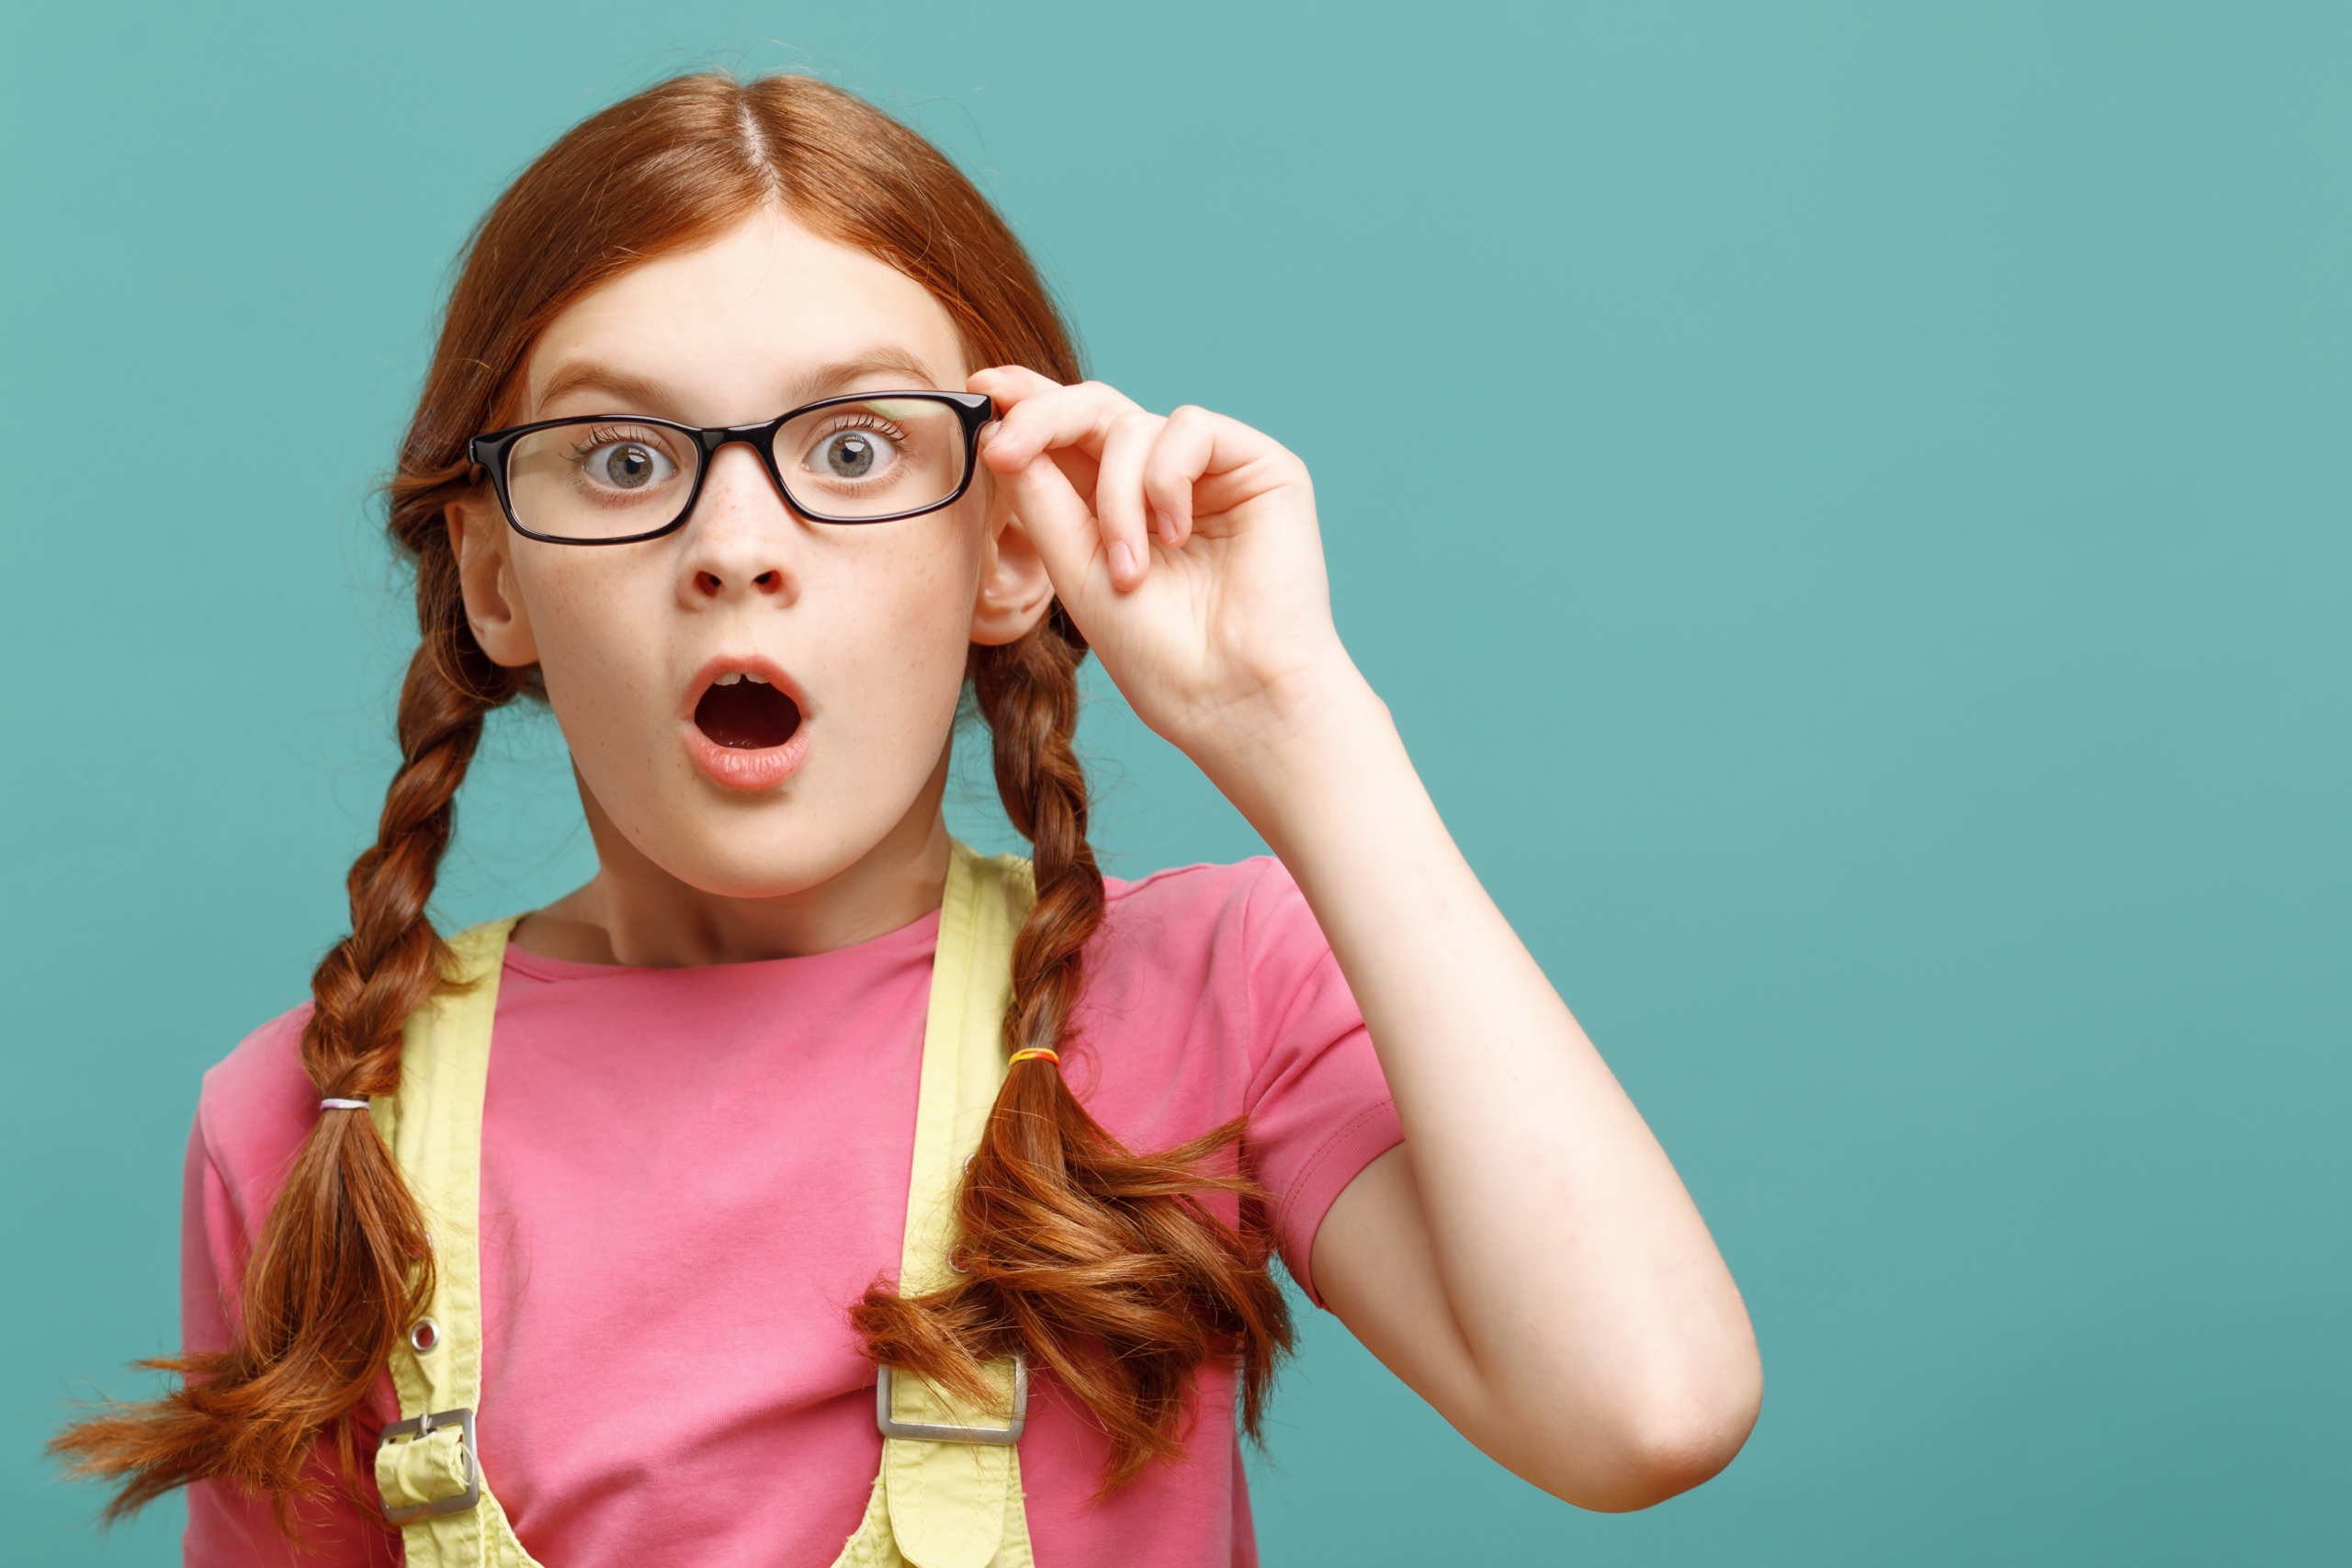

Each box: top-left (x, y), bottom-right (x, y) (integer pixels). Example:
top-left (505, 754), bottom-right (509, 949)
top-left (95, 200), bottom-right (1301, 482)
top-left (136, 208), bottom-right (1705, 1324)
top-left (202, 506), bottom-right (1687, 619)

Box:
top-left (512, 555), bottom-right (670, 740)
top-left (820, 522), bottom-right (982, 730)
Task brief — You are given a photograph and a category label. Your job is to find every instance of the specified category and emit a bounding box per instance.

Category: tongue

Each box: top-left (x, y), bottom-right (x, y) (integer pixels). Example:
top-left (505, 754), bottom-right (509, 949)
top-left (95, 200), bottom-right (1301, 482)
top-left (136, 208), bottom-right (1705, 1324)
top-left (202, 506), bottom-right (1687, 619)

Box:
top-left (695, 681), bottom-right (803, 750)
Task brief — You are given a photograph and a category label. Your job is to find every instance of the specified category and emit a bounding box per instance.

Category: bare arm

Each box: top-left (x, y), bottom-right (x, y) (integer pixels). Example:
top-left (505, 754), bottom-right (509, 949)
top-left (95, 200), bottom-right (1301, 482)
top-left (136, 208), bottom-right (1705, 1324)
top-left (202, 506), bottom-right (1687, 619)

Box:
top-left (974, 369), bottom-right (1761, 1510)
top-left (1267, 680), bottom-right (1759, 1510)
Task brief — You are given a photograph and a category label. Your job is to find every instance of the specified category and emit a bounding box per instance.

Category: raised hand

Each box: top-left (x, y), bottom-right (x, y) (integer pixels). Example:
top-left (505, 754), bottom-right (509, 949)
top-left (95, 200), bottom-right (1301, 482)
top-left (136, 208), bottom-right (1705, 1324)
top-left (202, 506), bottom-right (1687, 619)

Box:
top-left (976, 366), bottom-right (1760, 1514)
top-left (970, 367), bottom-right (1358, 773)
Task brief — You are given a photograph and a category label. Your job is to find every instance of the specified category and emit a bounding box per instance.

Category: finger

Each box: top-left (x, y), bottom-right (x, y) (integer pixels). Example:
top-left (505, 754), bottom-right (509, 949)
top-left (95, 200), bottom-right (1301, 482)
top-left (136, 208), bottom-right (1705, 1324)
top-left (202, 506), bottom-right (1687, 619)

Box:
top-left (1092, 409), bottom-right (1168, 589)
top-left (968, 367), bottom-right (1068, 469)
top-left (1141, 405), bottom-right (1222, 548)
top-left (967, 364), bottom-right (1063, 413)
top-left (978, 379), bottom-right (1144, 473)
top-left (968, 366), bottom-right (1057, 459)
top-left (993, 448), bottom-right (1113, 607)
top-left (1157, 411), bottom-right (1307, 540)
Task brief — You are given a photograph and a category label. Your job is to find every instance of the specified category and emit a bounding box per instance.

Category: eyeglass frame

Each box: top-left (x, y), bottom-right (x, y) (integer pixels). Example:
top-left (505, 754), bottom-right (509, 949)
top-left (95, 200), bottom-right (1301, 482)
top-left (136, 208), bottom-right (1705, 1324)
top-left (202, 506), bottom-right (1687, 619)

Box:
top-left (467, 389), bottom-right (997, 546)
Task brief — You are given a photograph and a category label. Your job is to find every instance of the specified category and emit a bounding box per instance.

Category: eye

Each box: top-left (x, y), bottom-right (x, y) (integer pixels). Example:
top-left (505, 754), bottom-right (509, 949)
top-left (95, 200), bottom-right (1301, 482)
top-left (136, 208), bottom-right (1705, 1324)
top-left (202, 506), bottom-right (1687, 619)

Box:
top-left (577, 436), bottom-right (678, 492)
top-left (809, 426), bottom-right (900, 481)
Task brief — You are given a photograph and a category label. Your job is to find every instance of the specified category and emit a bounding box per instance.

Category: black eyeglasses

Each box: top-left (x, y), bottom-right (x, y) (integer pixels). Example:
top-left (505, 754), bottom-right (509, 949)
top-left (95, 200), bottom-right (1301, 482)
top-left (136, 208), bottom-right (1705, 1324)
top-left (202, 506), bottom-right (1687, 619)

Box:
top-left (468, 390), bottom-right (994, 545)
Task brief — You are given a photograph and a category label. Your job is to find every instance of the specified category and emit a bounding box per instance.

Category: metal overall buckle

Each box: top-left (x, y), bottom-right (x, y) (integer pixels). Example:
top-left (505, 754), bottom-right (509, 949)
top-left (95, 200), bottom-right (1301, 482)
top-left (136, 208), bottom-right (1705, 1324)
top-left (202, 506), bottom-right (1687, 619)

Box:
top-left (377, 1406), bottom-right (483, 1523)
top-left (875, 1353), bottom-right (1028, 1445)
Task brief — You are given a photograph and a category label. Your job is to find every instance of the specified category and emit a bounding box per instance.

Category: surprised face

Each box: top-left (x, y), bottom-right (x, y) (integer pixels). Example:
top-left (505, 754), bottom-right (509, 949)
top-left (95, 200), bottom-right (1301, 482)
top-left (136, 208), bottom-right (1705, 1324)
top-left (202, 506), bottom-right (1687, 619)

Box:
top-left (448, 206), bottom-right (1052, 919)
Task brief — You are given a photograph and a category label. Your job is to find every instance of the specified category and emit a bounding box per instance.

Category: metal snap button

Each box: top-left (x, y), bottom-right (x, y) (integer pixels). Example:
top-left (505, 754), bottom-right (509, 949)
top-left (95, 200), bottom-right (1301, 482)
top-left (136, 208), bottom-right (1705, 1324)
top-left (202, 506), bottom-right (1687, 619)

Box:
top-left (410, 1319), bottom-right (442, 1353)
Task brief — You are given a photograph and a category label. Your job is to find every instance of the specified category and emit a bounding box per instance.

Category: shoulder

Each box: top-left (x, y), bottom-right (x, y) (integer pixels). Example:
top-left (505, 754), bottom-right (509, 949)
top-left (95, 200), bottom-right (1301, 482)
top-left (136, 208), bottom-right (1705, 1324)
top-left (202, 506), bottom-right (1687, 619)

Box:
top-left (194, 1002), bottom-right (320, 1217)
top-left (1099, 855), bottom-right (1323, 959)
top-left (1085, 856), bottom-right (1351, 1075)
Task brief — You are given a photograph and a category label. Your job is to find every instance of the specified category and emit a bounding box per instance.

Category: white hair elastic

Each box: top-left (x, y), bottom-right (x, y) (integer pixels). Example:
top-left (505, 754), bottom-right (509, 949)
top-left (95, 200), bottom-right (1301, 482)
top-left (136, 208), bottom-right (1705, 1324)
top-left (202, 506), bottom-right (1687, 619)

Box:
top-left (320, 1099), bottom-right (370, 1111)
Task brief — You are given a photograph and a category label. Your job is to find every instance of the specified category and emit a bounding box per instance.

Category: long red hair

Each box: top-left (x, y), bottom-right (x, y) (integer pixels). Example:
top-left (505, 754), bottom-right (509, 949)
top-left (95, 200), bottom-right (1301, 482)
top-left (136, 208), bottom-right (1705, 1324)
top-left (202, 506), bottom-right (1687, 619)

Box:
top-left (53, 72), bottom-right (1291, 1524)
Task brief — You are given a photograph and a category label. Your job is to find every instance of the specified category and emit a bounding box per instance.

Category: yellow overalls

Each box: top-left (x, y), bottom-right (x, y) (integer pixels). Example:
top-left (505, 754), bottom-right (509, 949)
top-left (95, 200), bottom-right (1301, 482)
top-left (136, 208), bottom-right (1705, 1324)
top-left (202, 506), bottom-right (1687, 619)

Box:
top-left (370, 842), bottom-right (1039, 1568)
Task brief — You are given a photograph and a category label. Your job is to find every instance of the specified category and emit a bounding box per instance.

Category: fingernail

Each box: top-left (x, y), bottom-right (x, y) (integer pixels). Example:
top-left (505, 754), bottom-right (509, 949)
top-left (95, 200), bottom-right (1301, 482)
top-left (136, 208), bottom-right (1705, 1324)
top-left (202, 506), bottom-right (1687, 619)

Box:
top-left (1109, 541), bottom-right (1136, 581)
top-left (1154, 510), bottom-right (1178, 545)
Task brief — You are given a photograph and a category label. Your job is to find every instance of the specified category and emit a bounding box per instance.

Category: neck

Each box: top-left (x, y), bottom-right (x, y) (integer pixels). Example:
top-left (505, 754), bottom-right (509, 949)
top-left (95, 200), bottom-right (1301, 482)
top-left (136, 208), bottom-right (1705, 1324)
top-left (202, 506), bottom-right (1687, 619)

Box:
top-left (514, 751), bottom-right (956, 967)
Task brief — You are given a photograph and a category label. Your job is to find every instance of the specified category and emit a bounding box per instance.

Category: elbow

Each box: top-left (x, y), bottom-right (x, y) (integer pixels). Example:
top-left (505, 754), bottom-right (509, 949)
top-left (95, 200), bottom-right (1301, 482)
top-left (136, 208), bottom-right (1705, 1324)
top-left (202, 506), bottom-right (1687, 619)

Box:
top-left (1513, 1357), bottom-right (1765, 1513)
top-left (1572, 1393), bottom-right (1760, 1512)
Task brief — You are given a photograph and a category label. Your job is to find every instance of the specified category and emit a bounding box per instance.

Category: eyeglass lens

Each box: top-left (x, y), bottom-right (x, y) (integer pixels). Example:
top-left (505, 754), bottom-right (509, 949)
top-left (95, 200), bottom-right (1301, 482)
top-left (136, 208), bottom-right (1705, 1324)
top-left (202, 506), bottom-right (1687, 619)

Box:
top-left (502, 396), bottom-right (971, 540)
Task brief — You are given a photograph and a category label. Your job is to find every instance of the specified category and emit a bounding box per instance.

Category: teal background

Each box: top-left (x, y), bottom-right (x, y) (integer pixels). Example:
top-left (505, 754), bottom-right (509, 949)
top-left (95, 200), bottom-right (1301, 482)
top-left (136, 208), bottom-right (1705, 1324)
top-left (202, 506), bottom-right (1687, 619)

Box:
top-left (4, 2), bottom-right (2345, 1562)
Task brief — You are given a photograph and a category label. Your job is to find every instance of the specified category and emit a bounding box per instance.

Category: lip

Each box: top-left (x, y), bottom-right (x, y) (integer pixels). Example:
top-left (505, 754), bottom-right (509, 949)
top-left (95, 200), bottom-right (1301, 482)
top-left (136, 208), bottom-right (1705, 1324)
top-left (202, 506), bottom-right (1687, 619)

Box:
top-left (680, 653), bottom-right (813, 793)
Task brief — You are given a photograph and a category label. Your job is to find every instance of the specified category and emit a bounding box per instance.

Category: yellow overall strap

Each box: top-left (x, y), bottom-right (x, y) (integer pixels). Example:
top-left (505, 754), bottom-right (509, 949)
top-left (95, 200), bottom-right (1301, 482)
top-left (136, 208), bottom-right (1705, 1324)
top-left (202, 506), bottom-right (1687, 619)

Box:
top-left (369, 915), bottom-right (543, 1568)
top-left (832, 841), bottom-right (1039, 1568)
top-left (369, 843), bottom-right (1038, 1568)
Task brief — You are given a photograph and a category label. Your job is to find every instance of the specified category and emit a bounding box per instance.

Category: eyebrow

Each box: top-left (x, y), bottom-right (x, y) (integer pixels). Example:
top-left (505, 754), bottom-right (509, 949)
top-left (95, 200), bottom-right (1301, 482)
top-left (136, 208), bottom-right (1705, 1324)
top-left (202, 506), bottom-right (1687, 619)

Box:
top-left (531, 348), bottom-right (952, 422)
top-left (533, 363), bottom-right (672, 413)
top-left (783, 349), bottom-right (952, 402)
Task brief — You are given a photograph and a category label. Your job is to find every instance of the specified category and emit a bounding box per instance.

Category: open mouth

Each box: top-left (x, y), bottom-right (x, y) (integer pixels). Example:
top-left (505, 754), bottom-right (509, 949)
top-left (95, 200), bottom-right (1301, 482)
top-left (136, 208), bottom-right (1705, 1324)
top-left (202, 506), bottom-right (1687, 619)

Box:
top-left (693, 672), bottom-right (804, 750)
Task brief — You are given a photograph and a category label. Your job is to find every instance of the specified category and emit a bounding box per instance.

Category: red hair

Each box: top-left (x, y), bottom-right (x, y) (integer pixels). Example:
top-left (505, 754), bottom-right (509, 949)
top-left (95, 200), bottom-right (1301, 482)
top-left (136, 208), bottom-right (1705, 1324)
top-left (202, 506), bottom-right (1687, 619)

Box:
top-left (54, 72), bottom-right (1291, 1524)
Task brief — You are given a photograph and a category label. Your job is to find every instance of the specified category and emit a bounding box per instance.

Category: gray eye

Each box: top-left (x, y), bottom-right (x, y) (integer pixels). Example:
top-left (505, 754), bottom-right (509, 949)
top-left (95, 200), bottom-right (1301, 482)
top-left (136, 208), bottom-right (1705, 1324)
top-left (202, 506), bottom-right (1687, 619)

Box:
top-left (585, 441), bottom-right (673, 491)
top-left (821, 432), bottom-right (879, 479)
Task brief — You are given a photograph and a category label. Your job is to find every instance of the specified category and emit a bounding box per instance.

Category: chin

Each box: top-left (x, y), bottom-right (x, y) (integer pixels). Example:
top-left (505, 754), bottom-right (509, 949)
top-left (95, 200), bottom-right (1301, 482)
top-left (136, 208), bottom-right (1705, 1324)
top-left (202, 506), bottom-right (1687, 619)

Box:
top-left (649, 828), bottom-right (868, 903)
top-left (635, 791), bottom-right (922, 904)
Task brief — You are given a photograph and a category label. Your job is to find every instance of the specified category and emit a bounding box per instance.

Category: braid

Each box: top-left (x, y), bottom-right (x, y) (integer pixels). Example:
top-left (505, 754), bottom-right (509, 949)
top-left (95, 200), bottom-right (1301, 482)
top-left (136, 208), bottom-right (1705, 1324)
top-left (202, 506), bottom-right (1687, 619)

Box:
top-left (52, 513), bottom-right (524, 1522)
top-left (985, 604), bottom-right (1102, 1063)
top-left (853, 607), bottom-right (1295, 1489)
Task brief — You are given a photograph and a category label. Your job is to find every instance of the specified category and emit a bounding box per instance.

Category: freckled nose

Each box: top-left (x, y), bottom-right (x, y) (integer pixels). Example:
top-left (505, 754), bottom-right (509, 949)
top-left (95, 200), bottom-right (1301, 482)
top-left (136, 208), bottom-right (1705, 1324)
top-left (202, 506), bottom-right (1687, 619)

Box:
top-left (683, 446), bottom-right (797, 604)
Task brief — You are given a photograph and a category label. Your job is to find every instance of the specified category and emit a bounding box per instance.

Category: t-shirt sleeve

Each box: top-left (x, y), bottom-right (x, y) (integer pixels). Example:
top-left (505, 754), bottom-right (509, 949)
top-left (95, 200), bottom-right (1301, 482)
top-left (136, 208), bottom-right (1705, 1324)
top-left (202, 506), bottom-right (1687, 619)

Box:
top-left (1232, 860), bottom-right (1405, 1307)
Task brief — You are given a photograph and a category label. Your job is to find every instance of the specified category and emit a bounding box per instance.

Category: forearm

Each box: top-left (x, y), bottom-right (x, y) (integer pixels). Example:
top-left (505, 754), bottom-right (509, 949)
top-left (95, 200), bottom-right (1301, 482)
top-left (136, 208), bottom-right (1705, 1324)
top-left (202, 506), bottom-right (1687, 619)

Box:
top-left (1191, 662), bottom-right (1761, 1500)
top-left (975, 368), bottom-right (1758, 1496)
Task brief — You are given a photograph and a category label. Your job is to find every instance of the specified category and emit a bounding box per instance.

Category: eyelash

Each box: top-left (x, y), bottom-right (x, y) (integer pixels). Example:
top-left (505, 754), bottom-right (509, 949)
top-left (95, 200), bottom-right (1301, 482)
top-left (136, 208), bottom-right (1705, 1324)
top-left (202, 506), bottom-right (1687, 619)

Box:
top-left (568, 424), bottom-right (677, 464)
top-left (810, 412), bottom-right (909, 447)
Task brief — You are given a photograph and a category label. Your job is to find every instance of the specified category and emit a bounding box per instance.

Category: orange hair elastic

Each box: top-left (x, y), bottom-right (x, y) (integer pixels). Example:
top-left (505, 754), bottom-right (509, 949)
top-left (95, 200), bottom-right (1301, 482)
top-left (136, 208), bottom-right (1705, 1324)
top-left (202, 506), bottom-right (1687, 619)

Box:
top-left (1007, 1048), bottom-right (1060, 1066)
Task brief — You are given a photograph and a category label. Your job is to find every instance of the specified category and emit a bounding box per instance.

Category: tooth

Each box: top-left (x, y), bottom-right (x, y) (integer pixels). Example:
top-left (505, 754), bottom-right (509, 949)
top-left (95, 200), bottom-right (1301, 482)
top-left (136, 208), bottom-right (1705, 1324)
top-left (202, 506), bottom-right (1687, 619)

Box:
top-left (715, 672), bottom-right (741, 686)
top-left (746, 673), bottom-right (770, 684)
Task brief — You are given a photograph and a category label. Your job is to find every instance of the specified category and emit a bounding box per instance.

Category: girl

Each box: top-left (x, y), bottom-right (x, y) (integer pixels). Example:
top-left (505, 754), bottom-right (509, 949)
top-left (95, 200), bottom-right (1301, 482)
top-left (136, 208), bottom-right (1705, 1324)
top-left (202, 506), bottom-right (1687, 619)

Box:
top-left (59, 73), bottom-right (1760, 1567)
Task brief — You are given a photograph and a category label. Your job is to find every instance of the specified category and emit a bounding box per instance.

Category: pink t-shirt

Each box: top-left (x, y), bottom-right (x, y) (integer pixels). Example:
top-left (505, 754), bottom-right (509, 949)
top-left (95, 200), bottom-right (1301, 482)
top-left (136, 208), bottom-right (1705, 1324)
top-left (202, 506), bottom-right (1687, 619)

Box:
top-left (183, 858), bottom-right (1402, 1568)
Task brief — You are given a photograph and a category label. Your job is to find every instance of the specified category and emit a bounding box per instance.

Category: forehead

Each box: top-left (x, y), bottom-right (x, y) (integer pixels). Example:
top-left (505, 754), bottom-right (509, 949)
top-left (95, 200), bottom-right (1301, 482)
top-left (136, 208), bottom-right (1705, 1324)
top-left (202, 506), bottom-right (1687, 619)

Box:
top-left (522, 205), bottom-right (969, 420)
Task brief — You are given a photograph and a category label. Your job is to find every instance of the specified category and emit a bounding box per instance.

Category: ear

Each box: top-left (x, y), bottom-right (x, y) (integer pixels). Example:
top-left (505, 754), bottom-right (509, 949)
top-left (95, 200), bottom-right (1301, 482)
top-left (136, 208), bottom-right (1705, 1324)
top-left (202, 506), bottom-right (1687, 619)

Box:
top-left (447, 494), bottom-right (541, 668)
top-left (969, 482), bottom-right (1056, 648)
